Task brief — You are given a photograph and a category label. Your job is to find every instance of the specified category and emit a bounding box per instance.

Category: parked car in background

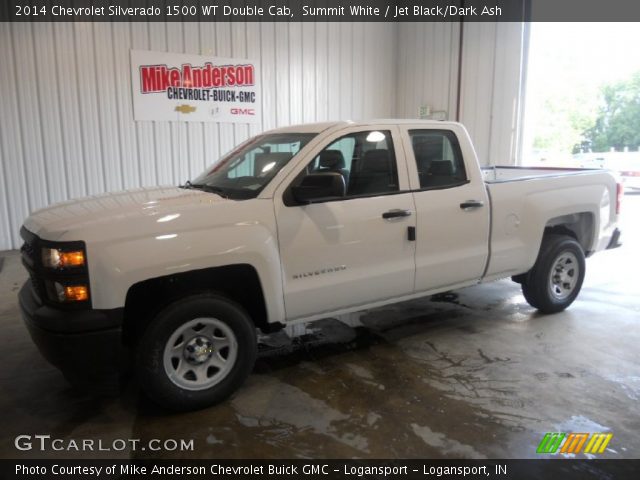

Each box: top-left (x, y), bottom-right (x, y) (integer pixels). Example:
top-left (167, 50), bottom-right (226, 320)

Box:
top-left (616, 158), bottom-right (640, 192)
top-left (577, 153), bottom-right (640, 193)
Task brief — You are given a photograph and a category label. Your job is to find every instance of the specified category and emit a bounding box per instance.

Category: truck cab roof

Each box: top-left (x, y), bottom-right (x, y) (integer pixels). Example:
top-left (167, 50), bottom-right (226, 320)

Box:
top-left (266, 119), bottom-right (463, 134)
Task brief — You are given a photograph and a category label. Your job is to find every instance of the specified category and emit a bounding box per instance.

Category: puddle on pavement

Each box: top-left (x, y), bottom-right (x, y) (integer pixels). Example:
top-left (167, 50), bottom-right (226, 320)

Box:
top-left (124, 313), bottom-right (531, 459)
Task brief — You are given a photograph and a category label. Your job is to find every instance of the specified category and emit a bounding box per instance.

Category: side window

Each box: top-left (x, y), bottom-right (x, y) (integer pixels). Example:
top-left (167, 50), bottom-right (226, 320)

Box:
top-left (307, 130), bottom-right (399, 197)
top-left (409, 130), bottom-right (467, 189)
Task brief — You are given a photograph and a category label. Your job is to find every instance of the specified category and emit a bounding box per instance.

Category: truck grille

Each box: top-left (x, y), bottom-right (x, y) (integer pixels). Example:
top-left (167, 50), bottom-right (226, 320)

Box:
top-left (20, 238), bottom-right (36, 267)
top-left (20, 230), bottom-right (44, 302)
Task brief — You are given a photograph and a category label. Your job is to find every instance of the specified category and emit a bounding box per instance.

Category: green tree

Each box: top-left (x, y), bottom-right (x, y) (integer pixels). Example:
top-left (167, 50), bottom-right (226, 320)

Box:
top-left (578, 72), bottom-right (640, 152)
top-left (531, 82), bottom-right (598, 155)
top-left (533, 93), bottom-right (596, 153)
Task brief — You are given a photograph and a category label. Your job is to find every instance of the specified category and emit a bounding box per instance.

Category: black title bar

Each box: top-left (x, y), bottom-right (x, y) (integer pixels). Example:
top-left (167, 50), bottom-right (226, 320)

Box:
top-left (2, 459), bottom-right (640, 480)
top-left (2, 0), bottom-right (640, 22)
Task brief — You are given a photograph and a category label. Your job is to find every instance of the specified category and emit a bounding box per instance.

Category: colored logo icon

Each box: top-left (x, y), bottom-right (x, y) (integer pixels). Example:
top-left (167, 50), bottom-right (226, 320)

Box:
top-left (174, 104), bottom-right (196, 114)
top-left (537, 432), bottom-right (613, 454)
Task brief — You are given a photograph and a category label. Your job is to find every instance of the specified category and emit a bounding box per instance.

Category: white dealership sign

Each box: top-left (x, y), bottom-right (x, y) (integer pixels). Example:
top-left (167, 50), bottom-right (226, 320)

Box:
top-left (131, 49), bottom-right (260, 123)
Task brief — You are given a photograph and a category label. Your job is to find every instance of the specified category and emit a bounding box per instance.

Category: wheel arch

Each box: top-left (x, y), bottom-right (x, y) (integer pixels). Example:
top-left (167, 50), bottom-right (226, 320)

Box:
top-left (123, 264), bottom-right (280, 345)
top-left (519, 232), bottom-right (586, 313)
top-left (544, 211), bottom-right (594, 255)
top-left (513, 215), bottom-right (592, 284)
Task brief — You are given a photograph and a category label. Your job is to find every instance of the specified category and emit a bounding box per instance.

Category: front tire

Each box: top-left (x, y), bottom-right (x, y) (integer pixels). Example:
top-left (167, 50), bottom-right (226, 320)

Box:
top-left (521, 234), bottom-right (586, 314)
top-left (136, 293), bottom-right (257, 411)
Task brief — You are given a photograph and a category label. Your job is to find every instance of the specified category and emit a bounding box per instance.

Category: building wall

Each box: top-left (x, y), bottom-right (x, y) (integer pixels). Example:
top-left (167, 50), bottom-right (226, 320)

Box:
top-left (396, 22), bottom-right (461, 122)
top-left (0, 22), bottom-right (397, 250)
top-left (396, 22), bottom-right (527, 167)
top-left (459, 22), bottom-right (527, 167)
top-left (0, 21), bottom-right (527, 251)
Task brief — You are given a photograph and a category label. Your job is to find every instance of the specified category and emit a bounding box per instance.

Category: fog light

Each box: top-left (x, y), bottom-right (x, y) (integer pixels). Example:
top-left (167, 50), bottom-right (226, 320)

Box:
top-left (55, 283), bottom-right (89, 302)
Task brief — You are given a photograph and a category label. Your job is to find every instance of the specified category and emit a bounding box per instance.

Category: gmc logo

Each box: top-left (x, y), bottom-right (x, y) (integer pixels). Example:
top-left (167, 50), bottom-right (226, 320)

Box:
top-left (230, 108), bottom-right (255, 116)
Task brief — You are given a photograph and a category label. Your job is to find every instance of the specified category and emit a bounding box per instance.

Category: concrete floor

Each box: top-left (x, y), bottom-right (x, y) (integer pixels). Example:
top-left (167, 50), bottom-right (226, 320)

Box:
top-left (1, 195), bottom-right (638, 460)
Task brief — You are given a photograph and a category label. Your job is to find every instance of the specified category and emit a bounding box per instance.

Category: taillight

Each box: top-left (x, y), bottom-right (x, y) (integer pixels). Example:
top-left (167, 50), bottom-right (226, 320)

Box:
top-left (616, 183), bottom-right (623, 215)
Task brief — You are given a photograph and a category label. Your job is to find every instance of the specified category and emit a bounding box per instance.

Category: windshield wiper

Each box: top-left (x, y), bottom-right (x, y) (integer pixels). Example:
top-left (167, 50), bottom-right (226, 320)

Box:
top-left (181, 182), bottom-right (230, 198)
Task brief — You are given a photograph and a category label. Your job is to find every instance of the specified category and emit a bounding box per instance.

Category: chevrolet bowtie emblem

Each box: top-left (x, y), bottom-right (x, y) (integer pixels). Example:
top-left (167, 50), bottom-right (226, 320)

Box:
top-left (175, 104), bottom-right (196, 114)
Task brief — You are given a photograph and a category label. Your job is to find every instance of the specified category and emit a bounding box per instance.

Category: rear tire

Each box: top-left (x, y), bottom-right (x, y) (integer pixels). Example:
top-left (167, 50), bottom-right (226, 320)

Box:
top-left (136, 293), bottom-right (257, 411)
top-left (521, 234), bottom-right (585, 314)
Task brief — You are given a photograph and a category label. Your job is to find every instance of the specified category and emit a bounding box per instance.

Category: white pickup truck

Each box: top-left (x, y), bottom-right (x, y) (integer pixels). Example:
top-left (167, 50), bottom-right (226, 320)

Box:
top-left (19, 120), bottom-right (622, 410)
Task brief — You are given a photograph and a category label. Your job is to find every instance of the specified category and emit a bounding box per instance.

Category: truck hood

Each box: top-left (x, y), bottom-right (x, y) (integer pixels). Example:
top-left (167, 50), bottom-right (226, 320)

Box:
top-left (23, 186), bottom-right (230, 242)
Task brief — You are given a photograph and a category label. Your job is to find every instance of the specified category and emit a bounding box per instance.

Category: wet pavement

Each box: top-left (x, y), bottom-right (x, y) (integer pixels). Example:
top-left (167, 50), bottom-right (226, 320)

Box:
top-left (1, 195), bottom-right (639, 460)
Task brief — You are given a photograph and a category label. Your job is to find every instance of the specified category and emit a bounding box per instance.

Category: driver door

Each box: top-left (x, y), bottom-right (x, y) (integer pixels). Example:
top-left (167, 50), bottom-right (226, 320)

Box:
top-left (273, 126), bottom-right (417, 321)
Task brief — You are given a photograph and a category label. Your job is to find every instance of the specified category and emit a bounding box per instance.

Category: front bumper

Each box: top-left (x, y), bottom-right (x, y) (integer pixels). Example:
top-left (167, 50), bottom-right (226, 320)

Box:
top-left (19, 282), bottom-right (127, 379)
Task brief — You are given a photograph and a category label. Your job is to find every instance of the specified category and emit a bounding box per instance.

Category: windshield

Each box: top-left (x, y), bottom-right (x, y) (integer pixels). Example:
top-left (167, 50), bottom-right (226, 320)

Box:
top-left (187, 133), bottom-right (317, 199)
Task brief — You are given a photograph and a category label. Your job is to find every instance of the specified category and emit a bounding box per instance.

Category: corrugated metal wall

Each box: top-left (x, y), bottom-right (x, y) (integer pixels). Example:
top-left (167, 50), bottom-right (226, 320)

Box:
top-left (396, 23), bottom-right (461, 121)
top-left (0, 22), bottom-right (397, 250)
top-left (458, 22), bottom-right (527, 166)
top-left (396, 22), bottom-right (527, 167)
top-left (0, 21), bottom-right (527, 251)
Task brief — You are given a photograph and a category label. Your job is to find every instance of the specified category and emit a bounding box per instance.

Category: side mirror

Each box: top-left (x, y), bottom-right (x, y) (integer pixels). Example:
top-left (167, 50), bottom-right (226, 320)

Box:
top-left (291, 172), bottom-right (346, 204)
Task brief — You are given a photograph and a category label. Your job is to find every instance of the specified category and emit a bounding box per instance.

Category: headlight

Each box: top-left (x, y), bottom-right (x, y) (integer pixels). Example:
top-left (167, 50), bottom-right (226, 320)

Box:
top-left (42, 247), bottom-right (85, 269)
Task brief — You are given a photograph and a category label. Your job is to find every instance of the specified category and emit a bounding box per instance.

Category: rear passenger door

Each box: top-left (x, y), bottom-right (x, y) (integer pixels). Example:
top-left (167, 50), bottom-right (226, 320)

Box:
top-left (274, 126), bottom-right (417, 321)
top-left (401, 126), bottom-right (490, 292)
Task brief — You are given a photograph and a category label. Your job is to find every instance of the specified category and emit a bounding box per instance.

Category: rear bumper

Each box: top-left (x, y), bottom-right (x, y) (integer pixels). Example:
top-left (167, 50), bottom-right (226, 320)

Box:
top-left (606, 228), bottom-right (622, 250)
top-left (19, 282), bottom-right (127, 379)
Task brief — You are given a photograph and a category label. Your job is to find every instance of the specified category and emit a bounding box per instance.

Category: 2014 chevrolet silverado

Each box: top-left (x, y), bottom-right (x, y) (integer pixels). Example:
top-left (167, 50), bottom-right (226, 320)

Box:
top-left (19, 120), bottom-right (622, 410)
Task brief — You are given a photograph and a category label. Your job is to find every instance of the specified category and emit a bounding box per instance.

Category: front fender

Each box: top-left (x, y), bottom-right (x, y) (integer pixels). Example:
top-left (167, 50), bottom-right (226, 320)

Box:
top-left (82, 203), bottom-right (285, 324)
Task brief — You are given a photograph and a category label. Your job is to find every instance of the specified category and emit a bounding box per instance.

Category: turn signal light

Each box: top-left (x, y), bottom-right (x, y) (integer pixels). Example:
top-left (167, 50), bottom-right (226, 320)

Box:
top-left (59, 251), bottom-right (85, 267)
top-left (64, 285), bottom-right (89, 302)
top-left (55, 284), bottom-right (89, 302)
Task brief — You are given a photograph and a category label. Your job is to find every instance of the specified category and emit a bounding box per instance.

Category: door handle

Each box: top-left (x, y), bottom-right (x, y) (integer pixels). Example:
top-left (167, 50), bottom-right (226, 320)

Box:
top-left (382, 209), bottom-right (412, 219)
top-left (459, 200), bottom-right (484, 210)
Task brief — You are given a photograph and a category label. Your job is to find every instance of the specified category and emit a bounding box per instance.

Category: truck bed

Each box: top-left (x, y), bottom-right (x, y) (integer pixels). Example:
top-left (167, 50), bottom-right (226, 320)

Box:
top-left (481, 166), bottom-right (618, 282)
top-left (482, 166), bottom-right (601, 183)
